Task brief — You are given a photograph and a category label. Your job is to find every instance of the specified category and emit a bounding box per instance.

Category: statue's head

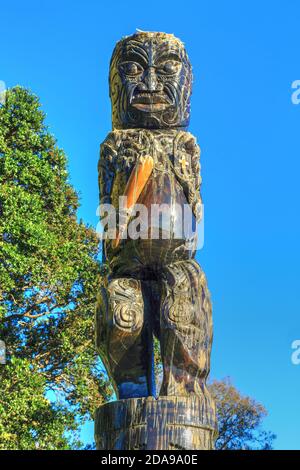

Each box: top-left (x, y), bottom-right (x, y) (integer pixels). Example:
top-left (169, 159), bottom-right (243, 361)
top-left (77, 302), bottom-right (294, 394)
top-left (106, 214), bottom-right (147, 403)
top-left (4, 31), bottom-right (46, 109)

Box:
top-left (109, 31), bottom-right (193, 130)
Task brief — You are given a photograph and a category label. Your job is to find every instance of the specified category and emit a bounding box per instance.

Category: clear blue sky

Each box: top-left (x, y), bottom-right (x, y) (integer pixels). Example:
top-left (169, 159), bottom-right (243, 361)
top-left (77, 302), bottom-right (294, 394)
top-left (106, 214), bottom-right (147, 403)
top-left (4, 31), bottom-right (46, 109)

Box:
top-left (2, 0), bottom-right (300, 450)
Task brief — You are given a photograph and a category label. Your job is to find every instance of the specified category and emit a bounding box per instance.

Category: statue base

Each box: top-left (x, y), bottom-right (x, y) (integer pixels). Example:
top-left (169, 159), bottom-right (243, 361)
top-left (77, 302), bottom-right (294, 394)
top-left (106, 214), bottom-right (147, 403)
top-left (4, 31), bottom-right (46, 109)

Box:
top-left (95, 395), bottom-right (217, 450)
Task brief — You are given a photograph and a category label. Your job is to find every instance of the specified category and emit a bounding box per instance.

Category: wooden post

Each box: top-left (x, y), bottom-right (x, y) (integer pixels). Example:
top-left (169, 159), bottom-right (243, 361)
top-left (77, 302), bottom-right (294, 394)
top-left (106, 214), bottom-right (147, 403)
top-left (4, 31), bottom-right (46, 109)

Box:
top-left (95, 396), bottom-right (217, 450)
top-left (95, 31), bottom-right (217, 450)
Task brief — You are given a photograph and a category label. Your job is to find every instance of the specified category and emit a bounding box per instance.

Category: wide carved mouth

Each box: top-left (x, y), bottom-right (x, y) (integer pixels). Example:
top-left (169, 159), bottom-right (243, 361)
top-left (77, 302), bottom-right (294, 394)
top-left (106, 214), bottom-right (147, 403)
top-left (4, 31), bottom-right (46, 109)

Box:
top-left (130, 92), bottom-right (172, 112)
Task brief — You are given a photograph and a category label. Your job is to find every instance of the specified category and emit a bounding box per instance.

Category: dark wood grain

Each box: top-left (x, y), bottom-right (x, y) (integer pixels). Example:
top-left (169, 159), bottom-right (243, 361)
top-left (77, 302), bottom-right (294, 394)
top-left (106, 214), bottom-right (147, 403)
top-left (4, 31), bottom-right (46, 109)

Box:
top-left (95, 31), bottom-right (217, 450)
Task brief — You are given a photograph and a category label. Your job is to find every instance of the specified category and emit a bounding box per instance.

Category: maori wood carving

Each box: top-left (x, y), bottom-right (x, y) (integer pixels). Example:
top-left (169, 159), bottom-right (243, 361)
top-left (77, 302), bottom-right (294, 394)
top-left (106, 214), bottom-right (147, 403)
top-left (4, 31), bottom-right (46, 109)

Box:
top-left (95, 31), bottom-right (217, 450)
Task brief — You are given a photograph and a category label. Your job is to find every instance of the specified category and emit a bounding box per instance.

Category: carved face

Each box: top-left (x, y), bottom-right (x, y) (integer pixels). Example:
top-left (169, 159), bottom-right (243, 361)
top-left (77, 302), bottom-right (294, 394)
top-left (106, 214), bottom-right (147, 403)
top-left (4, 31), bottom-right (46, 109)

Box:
top-left (109, 32), bottom-right (193, 129)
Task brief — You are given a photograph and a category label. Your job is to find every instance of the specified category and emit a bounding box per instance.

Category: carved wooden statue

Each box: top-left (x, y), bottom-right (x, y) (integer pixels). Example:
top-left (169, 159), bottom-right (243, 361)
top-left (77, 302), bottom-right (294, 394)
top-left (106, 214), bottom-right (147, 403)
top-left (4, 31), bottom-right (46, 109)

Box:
top-left (95, 31), bottom-right (217, 450)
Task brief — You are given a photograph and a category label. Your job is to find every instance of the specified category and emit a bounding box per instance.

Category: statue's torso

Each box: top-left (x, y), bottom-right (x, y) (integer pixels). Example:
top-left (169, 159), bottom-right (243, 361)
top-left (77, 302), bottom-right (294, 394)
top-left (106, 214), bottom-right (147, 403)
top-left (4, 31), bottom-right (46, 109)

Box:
top-left (99, 129), bottom-right (201, 275)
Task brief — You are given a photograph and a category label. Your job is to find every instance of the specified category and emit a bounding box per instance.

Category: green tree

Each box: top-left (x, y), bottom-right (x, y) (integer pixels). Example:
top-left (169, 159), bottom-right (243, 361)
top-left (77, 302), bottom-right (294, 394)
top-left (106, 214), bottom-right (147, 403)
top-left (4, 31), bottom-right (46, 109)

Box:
top-left (0, 357), bottom-right (80, 449)
top-left (0, 87), bottom-right (111, 449)
top-left (210, 378), bottom-right (276, 450)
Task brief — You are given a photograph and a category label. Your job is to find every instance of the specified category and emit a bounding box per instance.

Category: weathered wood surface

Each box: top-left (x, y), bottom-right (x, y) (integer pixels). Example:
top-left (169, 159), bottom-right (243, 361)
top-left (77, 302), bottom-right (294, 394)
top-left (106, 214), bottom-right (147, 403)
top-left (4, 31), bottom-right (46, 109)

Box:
top-left (95, 396), bottom-right (217, 450)
top-left (95, 31), bottom-right (217, 450)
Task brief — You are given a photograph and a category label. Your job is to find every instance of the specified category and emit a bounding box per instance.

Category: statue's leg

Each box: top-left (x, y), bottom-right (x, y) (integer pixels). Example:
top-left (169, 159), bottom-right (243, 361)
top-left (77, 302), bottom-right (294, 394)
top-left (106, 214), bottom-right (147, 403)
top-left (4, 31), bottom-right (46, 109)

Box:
top-left (160, 259), bottom-right (213, 398)
top-left (96, 277), bottom-right (152, 399)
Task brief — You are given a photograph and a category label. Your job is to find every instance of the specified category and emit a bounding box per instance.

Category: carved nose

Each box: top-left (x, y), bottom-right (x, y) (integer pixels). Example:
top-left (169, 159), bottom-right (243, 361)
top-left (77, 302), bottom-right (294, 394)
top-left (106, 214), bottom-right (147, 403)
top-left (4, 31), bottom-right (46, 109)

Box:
top-left (144, 67), bottom-right (158, 91)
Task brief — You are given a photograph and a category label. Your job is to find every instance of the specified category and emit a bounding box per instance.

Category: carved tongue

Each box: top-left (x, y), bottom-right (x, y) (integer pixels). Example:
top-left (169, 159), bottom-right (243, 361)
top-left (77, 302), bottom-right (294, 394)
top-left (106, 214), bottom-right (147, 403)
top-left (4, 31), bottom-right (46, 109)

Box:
top-left (113, 155), bottom-right (154, 248)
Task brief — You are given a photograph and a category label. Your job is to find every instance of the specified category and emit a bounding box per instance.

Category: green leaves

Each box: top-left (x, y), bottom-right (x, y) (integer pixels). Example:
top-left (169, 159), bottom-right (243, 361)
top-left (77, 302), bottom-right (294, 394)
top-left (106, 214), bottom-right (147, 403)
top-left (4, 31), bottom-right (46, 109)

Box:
top-left (0, 357), bottom-right (80, 450)
top-left (0, 87), bottom-right (111, 449)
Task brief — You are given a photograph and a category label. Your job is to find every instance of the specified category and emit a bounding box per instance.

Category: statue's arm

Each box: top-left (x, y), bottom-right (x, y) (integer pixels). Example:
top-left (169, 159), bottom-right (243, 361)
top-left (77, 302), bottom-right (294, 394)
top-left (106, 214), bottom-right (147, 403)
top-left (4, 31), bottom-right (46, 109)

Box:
top-left (98, 132), bottom-right (118, 205)
top-left (98, 132), bottom-right (118, 261)
top-left (190, 136), bottom-right (203, 220)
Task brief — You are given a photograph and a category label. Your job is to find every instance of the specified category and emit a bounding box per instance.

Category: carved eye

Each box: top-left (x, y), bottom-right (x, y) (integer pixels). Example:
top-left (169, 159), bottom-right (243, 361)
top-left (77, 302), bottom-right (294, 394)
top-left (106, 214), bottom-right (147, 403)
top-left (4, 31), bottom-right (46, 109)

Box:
top-left (119, 61), bottom-right (143, 76)
top-left (158, 60), bottom-right (181, 75)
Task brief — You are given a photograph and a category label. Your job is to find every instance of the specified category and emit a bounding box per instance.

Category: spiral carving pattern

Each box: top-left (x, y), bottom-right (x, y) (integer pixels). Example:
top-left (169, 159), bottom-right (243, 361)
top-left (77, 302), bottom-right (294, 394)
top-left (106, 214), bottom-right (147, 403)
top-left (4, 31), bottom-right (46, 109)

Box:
top-left (109, 278), bottom-right (144, 331)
